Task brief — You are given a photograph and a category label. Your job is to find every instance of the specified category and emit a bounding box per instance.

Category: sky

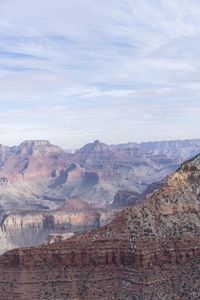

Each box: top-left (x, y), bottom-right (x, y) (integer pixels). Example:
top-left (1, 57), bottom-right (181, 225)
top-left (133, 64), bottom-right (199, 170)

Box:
top-left (0, 0), bottom-right (200, 148)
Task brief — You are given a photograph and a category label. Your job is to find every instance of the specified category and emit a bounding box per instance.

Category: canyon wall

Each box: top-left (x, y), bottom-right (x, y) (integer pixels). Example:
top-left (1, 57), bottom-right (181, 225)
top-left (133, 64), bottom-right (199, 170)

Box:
top-left (0, 153), bottom-right (200, 299)
top-left (0, 199), bottom-right (100, 254)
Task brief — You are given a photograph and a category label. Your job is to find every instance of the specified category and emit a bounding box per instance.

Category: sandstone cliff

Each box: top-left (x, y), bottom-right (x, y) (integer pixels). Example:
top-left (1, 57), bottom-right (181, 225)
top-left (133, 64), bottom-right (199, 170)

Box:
top-left (0, 139), bottom-right (181, 209)
top-left (0, 154), bottom-right (200, 299)
top-left (0, 199), bottom-right (100, 254)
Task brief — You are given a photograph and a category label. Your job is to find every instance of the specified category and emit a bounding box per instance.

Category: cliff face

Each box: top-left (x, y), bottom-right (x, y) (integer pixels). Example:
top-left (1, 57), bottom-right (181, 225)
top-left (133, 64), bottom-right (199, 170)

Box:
top-left (0, 199), bottom-right (100, 254)
top-left (111, 190), bottom-right (142, 208)
top-left (0, 140), bottom-right (71, 210)
top-left (75, 140), bottom-right (179, 180)
top-left (139, 139), bottom-right (200, 160)
top-left (114, 139), bottom-right (200, 161)
top-left (1, 139), bottom-right (200, 209)
top-left (0, 140), bottom-right (67, 181)
top-left (0, 139), bottom-right (181, 209)
top-left (0, 154), bottom-right (200, 299)
top-left (72, 140), bottom-right (179, 202)
top-left (2, 199), bottom-right (99, 232)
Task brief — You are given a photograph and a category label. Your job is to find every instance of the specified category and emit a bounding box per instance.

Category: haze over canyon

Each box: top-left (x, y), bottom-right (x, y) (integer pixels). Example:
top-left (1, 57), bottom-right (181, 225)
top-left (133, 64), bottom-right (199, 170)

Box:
top-left (0, 139), bottom-right (200, 299)
top-left (0, 138), bottom-right (200, 256)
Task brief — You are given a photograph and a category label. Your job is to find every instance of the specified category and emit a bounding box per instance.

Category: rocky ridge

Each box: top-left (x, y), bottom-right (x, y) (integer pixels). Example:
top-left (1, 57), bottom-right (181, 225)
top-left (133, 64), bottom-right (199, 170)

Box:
top-left (0, 138), bottom-right (199, 258)
top-left (0, 139), bottom-right (182, 209)
top-left (0, 154), bottom-right (200, 299)
top-left (114, 139), bottom-right (200, 160)
top-left (0, 198), bottom-right (100, 254)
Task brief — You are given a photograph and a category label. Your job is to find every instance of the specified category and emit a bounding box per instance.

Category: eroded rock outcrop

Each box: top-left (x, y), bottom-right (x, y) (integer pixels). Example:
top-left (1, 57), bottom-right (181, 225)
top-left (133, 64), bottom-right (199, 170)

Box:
top-left (1, 139), bottom-right (198, 210)
top-left (111, 190), bottom-right (143, 208)
top-left (74, 140), bottom-right (179, 196)
top-left (0, 154), bottom-right (200, 299)
top-left (0, 199), bottom-right (100, 254)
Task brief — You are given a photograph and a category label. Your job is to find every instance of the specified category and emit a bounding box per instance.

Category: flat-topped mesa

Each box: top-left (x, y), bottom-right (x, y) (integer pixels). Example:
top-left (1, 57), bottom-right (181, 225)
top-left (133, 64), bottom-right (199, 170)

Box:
top-left (16, 140), bottom-right (64, 155)
top-left (1, 198), bottom-right (100, 234)
top-left (139, 139), bottom-right (200, 160)
top-left (20, 140), bottom-right (51, 147)
top-left (0, 154), bottom-right (200, 299)
top-left (0, 140), bottom-right (67, 183)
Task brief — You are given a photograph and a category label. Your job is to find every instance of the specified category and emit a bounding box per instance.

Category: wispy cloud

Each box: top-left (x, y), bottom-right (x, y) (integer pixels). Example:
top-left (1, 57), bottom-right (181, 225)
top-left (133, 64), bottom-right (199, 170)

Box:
top-left (0, 0), bottom-right (200, 147)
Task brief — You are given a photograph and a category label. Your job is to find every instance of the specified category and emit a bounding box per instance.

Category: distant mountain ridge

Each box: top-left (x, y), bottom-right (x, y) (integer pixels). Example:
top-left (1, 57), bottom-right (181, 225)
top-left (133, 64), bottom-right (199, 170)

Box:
top-left (1, 149), bottom-right (200, 299)
top-left (0, 138), bottom-right (200, 256)
top-left (112, 138), bottom-right (200, 160)
top-left (0, 138), bottom-right (200, 210)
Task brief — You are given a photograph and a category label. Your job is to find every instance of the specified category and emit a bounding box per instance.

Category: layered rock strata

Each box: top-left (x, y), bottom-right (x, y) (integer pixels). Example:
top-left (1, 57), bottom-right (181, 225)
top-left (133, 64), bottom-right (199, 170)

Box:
top-left (0, 155), bottom-right (200, 299)
top-left (1, 139), bottom-right (200, 210)
top-left (0, 199), bottom-right (100, 254)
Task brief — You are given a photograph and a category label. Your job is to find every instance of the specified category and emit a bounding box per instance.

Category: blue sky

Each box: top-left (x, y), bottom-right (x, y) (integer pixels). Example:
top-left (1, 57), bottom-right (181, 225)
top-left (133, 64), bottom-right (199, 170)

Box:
top-left (0, 0), bottom-right (200, 148)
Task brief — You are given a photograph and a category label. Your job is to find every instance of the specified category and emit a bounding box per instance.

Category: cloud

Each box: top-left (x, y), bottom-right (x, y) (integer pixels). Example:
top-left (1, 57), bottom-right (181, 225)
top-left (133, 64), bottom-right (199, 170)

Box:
top-left (0, 0), bottom-right (200, 147)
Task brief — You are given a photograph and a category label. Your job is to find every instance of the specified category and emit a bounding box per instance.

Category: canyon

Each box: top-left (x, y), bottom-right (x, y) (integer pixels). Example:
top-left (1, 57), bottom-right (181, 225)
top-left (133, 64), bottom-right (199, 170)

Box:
top-left (0, 151), bottom-right (200, 299)
top-left (1, 139), bottom-right (200, 210)
top-left (0, 139), bottom-right (200, 255)
top-left (0, 140), bottom-right (200, 209)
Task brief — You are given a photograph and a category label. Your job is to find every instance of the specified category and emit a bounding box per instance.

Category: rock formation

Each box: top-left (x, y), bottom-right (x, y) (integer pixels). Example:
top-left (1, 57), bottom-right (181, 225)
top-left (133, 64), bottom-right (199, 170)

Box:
top-left (111, 190), bottom-right (142, 208)
top-left (72, 139), bottom-right (179, 203)
top-left (139, 139), bottom-right (200, 160)
top-left (0, 154), bottom-right (200, 299)
top-left (0, 140), bottom-right (70, 210)
top-left (0, 139), bottom-right (182, 209)
top-left (0, 198), bottom-right (100, 254)
top-left (0, 140), bottom-right (67, 181)
top-left (0, 138), bottom-right (200, 260)
top-left (113, 139), bottom-right (200, 161)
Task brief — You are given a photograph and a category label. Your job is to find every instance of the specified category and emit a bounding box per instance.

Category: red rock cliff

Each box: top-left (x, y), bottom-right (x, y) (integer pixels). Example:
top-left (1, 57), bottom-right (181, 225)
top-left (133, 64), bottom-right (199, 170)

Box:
top-left (0, 155), bottom-right (200, 299)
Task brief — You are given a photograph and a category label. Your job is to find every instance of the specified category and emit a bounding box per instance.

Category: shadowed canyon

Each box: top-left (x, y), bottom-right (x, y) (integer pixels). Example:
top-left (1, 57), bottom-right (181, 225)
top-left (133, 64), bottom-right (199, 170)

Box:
top-left (0, 139), bottom-right (200, 254)
top-left (0, 145), bottom-right (200, 299)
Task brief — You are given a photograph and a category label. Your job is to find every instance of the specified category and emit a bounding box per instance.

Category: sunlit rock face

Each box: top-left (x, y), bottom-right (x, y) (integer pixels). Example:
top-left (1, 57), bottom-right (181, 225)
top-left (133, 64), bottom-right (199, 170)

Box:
top-left (1, 139), bottom-right (200, 211)
top-left (0, 139), bottom-right (182, 209)
top-left (0, 154), bottom-right (200, 299)
top-left (0, 198), bottom-right (100, 255)
top-left (0, 140), bottom-right (67, 181)
top-left (0, 140), bottom-right (70, 210)
top-left (0, 139), bottom-right (199, 261)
